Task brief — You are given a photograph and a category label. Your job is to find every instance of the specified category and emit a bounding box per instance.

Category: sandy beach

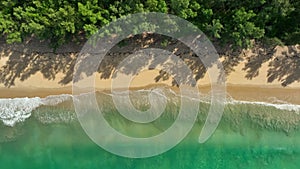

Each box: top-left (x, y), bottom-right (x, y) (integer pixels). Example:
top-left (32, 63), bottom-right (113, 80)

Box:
top-left (0, 39), bottom-right (299, 104)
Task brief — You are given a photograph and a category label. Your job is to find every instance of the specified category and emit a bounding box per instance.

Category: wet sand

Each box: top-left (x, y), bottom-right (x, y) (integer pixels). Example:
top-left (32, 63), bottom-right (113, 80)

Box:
top-left (1, 83), bottom-right (300, 105)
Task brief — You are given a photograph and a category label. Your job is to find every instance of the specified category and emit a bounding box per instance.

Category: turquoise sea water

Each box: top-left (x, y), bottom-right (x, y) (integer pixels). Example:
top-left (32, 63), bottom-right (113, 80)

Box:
top-left (1, 89), bottom-right (300, 169)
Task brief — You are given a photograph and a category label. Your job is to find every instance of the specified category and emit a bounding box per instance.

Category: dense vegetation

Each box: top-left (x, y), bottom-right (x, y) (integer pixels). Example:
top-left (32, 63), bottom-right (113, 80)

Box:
top-left (0, 0), bottom-right (299, 49)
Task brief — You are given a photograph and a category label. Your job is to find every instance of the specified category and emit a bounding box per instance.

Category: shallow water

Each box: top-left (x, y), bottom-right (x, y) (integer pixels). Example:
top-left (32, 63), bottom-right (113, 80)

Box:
top-left (1, 89), bottom-right (300, 169)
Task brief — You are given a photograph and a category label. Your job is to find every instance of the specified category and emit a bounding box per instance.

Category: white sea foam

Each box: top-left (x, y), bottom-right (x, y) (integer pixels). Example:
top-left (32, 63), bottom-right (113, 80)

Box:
top-left (0, 97), bottom-right (42, 126)
top-left (0, 94), bottom-right (73, 126)
top-left (228, 100), bottom-right (300, 114)
top-left (41, 94), bottom-right (72, 106)
top-left (0, 88), bottom-right (300, 127)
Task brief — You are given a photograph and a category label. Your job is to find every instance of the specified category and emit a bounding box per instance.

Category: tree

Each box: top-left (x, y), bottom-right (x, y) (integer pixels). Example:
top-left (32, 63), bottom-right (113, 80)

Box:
top-left (0, 0), bottom-right (299, 49)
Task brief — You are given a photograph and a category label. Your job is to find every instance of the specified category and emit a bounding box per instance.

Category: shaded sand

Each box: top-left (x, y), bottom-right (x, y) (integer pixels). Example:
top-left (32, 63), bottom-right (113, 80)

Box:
top-left (225, 45), bottom-right (300, 88)
top-left (0, 42), bottom-right (299, 103)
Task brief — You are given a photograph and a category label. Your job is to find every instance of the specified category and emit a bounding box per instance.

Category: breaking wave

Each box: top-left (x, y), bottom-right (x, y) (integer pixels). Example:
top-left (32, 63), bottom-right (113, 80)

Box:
top-left (0, 88), bottom-right (300, 127)
top-left (0, 94), bottom-right (72, 126)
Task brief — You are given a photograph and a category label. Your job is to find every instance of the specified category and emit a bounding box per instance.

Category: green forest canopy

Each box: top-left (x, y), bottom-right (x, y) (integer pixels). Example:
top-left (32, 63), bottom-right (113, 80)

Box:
top-left (0, 0), bottom-right (299, 49)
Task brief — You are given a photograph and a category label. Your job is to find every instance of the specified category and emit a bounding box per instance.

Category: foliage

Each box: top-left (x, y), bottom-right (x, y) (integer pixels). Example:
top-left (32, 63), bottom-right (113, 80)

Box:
top-left (0, 0), bottom-right (299, 49)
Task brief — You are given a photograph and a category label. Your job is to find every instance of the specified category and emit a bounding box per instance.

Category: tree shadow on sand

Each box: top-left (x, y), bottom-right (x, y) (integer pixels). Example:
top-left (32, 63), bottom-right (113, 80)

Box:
top-left (242, 43), bottom-right (300, 86)
top-left (72, 33), bottom-right (213, 87)
top-left (267, 45), bottom-right (300, 86)
top-left (0, 38), bottom-right (78, 87)
top-left (0, 35), bottom-right (299, 88)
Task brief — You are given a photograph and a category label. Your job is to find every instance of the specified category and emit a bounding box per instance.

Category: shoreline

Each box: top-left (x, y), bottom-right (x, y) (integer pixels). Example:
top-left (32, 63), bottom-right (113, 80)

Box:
top-left (1, 84), bottom-right (300, 105)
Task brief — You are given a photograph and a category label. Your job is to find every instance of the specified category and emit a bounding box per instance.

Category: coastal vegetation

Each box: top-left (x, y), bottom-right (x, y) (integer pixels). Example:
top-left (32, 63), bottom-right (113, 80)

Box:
top-left (0, 0), bottom-right (299, 49)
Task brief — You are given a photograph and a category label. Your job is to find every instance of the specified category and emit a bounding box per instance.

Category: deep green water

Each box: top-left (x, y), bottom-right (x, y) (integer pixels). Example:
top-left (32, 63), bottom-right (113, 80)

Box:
top-left (1, 92), bottom-right (300, 169)
top-left (1, 117), bottom-right (300, 169)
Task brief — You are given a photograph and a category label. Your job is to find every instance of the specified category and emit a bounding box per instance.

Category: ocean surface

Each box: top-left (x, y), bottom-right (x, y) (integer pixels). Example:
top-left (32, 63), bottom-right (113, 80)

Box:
top-left (1, 88), bottom-right (300, 169)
